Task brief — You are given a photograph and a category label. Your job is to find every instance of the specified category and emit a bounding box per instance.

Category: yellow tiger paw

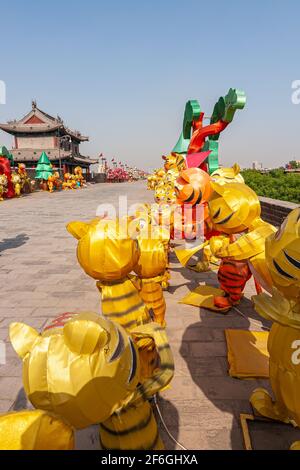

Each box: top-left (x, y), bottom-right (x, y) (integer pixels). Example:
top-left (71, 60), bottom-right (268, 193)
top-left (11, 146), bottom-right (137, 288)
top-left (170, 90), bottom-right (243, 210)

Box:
top-left (250, 388), bottom-right (289, 423)
top-left (290, 441), bottom-right (300, 450)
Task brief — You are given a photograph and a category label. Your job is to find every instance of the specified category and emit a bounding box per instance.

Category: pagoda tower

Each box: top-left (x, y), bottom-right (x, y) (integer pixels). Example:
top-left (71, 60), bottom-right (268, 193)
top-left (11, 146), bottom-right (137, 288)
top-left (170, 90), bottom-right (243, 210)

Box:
top-left (0, 101), bottom-right (97, 177)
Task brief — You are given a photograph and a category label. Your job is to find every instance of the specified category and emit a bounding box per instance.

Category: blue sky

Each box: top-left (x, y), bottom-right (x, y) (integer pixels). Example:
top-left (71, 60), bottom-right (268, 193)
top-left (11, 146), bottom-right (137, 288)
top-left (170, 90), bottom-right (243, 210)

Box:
top-left (0, 0), bottom-right (300, 170)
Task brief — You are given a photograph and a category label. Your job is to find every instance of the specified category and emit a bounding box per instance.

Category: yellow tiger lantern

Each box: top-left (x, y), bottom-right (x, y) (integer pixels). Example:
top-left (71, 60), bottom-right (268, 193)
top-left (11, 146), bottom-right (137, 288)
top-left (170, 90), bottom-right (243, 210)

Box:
top-left (164, 184), bottom-right (177, 204)
top-left (1, 312), bottom-right (174, 450)
top-left (264, 209), bottom-right (300, 302)
top-left (134, 233), bottom-right (168, 327)
top-left (132, 209), bottom-right (172, 291)
top-left (179, 181), bottom-right (275, 311)
top-left (67, 218), bottom-right (151, 332)
top-left (154, 184), bottom-right (166, 204)
top-left (11, 172), bottom-right (22, 197)
top-left (250, 209), bottom-right (300, 449)
top-left (0, 174), bottom-right (8, 201)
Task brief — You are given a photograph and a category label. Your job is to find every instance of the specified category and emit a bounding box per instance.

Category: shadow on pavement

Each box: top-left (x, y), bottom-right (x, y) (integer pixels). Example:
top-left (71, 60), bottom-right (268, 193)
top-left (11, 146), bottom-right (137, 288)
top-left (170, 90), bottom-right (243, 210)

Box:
top-left (154, 395), bottom-right (180, 450)
top-left (11, 388), bottom-right (30, 411)
top-left (0, 233), bottom-right (29, 253)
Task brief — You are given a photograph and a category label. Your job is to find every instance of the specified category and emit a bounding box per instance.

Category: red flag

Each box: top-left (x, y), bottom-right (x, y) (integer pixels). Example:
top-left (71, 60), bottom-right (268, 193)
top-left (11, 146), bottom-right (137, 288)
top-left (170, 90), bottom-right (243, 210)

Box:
top-left (185, 150), bottom-right (211, 169)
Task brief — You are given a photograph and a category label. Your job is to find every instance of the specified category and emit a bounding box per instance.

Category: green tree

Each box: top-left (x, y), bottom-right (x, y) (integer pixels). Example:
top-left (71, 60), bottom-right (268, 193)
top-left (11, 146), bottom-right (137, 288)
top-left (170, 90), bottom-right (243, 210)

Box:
top-left (241, 169), bottom-right (300, 204)
top-left (35, 152), bottom-right (53, 180)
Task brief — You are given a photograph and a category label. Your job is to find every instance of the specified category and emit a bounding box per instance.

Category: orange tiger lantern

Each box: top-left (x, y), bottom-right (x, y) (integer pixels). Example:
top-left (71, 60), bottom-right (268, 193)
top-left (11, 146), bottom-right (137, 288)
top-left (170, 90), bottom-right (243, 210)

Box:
top-left (175, 167), bottom-right (212, 206)
top-left (174, 168), bottom-right (212, 240)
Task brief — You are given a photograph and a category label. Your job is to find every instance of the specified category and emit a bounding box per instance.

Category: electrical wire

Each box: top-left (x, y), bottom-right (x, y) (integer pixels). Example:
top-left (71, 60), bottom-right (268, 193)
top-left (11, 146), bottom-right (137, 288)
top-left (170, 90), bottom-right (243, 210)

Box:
top-left (232, 305), bottom-right (270, 331)
top-left (153, 296), bottom-right (267, 452)
top-left (154, 395), bottom-right (187, 450)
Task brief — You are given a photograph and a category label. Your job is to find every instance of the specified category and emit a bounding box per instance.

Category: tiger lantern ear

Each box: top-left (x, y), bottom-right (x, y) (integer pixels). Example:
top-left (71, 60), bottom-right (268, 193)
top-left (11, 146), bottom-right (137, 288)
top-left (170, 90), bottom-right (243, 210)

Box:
top-left (63, 313), bottom-right (109, 355)
top-left (232, 163), bottom-right (240, 175)
top-left (9, 323), bottom-right (39, 358)
top-left (66, 221), bottom-right (90, 240)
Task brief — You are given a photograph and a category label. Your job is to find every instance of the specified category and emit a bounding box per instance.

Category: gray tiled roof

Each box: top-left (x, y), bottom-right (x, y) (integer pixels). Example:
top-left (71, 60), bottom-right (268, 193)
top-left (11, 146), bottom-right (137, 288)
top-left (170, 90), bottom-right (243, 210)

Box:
top-left (10, 148), bottom-right (97, 164)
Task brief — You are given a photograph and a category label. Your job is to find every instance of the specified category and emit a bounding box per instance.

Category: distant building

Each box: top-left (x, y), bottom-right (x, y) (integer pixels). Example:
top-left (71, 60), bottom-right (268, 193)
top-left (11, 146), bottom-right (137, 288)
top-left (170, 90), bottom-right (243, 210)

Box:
top-left (252, 161), bottom-right (263, 170)
top-left (0, 101), bottom-right (97, 175)
top-left (97, 154), bottom-right (107, 174)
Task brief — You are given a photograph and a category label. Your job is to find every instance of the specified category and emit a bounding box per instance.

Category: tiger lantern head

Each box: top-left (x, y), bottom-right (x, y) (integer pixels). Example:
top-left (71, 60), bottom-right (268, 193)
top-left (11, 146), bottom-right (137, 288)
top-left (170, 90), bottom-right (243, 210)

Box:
top-left (11, 173), bottom-right (21, 185)
top-left (162, 153), bottom-right (186, 172)
top-left (265, 208), bottom-right (300, 304)
top-left (208, 182), bottom-right (261, 234)
top-left (211, 163), bottom-right (244, 185)
top-left (74, 166), bottom-right (83, 176)
top-left (134, 236), bottom-right (168, 279)
top-left (154, 184), bottom-right (166, 204)
top-left (165, 185), bottom-right (177, 204)
top-left (66, 218), bottom-right (140, 281)
top-left (0, 174), bottom-right (8, 187)
top-left (9, 312), bottom-right (140, 429)
top-left (175, 167), bottom-right (212, 206)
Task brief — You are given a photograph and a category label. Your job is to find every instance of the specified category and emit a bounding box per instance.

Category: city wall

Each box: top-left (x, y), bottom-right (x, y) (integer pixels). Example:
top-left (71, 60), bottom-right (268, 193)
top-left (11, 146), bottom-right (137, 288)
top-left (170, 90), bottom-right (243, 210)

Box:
top-left (259, 196), bottom-right (299, 226)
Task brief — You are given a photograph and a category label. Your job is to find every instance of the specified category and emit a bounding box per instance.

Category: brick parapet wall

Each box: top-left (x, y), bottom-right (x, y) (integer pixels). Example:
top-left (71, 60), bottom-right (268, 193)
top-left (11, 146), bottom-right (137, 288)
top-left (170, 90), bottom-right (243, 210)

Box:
top-left (259, 196), bottom-right (299, 226)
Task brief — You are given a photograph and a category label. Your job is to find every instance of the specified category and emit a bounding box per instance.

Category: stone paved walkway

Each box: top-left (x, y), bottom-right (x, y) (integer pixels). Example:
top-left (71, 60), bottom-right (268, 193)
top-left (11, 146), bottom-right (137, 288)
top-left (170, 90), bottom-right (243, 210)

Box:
top-left (0, 181), bottom-right (299, 450)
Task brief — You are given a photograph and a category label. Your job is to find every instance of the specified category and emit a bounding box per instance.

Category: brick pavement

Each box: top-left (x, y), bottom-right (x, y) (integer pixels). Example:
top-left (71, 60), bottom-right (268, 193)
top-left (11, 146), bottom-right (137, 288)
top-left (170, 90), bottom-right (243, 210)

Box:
top-left (0, 181), bottom-right (299, 449)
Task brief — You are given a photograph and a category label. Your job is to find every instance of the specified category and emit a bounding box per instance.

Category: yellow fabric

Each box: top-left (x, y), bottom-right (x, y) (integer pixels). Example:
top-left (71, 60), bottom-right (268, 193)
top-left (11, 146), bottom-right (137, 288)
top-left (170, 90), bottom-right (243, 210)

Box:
top-left (188, 261), bottom-right (219, 272)
top-left (179, 285), bottom-right (229, 312)
top-left (249, 250), bottom-right (274, 293)
top-left (0, 410), bottom-right (74, 450)
top-left (213, 222), bottom-right (276, 260)
top-left (225, 329), bottom-right (269, 378)
top-left (184, 245), bottom-right (220, 272)
top-left (175, 241), bottom-right (208, 266)
top-left (252, 288), bottom-right (300, 329)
